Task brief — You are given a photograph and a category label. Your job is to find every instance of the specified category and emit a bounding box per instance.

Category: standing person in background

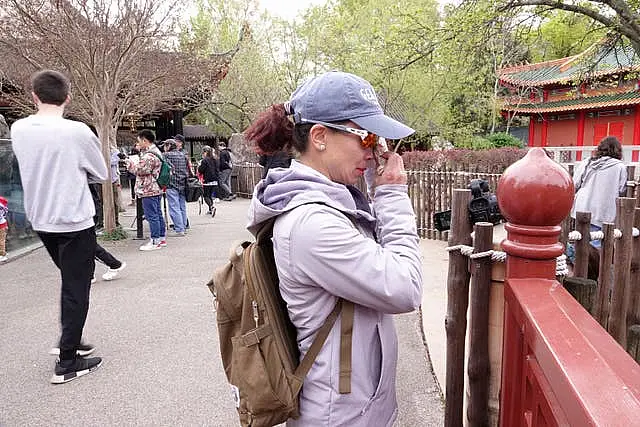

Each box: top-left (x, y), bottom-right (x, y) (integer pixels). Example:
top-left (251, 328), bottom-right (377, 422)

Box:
top-left (11, 69), bottom-right (107, 384)
top-left (571, 135), bottom-right (627, 248)
top-left (0, 195), bottom-right (7, 262)
top-left (197, 145), bottom-right (219, 217)
top-left (244, 71), bottom-right (422, 425)
top-left (127, 129), bottom-right (166, 251)
top-left (126, 147), bottom-right (140, 206)
top-left (218, 141), bottom-right (235, 201)
top-left (163, 139), bottom-right (189, 236)
top-left (110, 148), bottom-right (124, 226)
top-left (173, 134), bottom-right (194, 177)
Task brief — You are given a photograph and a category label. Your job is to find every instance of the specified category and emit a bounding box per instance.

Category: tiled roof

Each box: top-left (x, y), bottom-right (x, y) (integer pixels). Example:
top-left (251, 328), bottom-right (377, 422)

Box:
top-left (499, 42), bottom-right (640, 87)
top-left (501, 90), bottom-right (640, 113)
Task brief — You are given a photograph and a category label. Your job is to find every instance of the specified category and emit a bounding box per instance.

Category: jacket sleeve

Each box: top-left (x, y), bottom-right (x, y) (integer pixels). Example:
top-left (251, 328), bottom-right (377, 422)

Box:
top-left (618, 164), bottom-right (628, 195)
top-left (283, 185), bottom-right (422, 314)
top-left (132, 152), bottom-right (159, 176)
top-left (81, 127), bottom-right (108, 183)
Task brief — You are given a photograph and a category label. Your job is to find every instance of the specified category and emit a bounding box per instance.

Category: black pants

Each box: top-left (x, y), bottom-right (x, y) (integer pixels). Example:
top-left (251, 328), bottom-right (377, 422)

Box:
top-left (95, 243), bottom-right (121, 270)
top-left (89, 183), bottom-right (103, 228)
top-left (38, 227), bottom-right (96, 361)
top-left (203, 184), bottom-right (216, 210)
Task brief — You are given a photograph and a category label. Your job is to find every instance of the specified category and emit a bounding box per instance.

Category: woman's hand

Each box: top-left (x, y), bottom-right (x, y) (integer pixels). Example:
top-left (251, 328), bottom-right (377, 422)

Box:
top-left (374, 152), bottom-right (407, 186)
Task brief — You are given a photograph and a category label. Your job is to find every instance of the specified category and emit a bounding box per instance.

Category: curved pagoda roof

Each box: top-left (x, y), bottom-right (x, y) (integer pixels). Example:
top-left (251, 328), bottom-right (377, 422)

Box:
top-left (499, 41), bottom-right (640, 87)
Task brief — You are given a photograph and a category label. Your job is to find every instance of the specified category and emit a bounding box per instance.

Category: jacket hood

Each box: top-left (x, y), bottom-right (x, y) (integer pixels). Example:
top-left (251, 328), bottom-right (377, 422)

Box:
top-left (247, 160), bottom-right (376, 235)
top-left (589, 156), bottom-right (623, 170)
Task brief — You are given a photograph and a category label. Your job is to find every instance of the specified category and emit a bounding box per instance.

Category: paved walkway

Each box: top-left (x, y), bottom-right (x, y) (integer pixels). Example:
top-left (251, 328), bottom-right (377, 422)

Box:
top-left (0, 198), bottom-right (444, 426)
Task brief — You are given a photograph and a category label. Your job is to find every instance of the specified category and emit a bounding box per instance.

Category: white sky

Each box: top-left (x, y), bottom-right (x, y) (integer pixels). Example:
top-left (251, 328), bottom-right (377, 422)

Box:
top-left (258, 0), bottom-right (326, 21)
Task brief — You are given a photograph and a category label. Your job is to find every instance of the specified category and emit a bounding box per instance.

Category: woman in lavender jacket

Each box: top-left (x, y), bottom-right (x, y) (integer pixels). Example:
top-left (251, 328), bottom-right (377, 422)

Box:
top-left (245, 71), bottom-right (423, 427)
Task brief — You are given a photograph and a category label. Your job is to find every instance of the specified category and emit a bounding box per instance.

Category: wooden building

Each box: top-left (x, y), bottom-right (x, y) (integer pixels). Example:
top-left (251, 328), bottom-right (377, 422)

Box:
top-left (499, 40), bottom-right (640, 161)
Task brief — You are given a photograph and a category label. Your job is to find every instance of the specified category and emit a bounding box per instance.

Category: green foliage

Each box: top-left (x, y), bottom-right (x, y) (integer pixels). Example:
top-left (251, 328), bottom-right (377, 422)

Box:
top-left (523, 9), bottom-right (605, 61)
top-left (99, 226), bottom-right (128, 241)
top-left (486, 132), bottom-right (524, 148)
top-left (402, 147), bottom-right (527, 172)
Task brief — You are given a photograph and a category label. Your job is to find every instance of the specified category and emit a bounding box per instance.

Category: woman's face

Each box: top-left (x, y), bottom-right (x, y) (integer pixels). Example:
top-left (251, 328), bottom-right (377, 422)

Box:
top-left (323, 122), bottom-right (375, 185)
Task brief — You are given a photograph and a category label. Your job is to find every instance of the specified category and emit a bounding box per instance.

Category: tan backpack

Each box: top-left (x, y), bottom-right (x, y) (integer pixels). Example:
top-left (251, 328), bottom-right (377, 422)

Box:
top-left (207, 218), bottom-right (354, 427)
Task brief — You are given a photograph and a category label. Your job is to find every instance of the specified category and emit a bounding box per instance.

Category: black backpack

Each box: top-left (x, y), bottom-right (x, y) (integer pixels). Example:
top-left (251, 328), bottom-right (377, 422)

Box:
top-left (185, 177), bottom-right (203, 202)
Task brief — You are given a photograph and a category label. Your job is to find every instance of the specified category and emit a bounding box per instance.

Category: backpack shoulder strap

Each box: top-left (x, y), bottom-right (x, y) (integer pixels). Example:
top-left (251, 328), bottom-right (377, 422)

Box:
top-left (258, 203), bottom-right (355, 394)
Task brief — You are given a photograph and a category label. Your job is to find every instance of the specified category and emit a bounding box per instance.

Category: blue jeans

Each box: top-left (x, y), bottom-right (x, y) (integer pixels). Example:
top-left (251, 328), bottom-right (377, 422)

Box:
top-left (141, 195), bottom-right (165, 240)
top-left (166, 188), bottom-right (187, 233)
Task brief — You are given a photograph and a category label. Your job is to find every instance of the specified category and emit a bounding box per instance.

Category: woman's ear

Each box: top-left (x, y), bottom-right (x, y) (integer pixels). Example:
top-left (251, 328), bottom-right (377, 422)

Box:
top-left (308, 124), bottom-right (328, 153)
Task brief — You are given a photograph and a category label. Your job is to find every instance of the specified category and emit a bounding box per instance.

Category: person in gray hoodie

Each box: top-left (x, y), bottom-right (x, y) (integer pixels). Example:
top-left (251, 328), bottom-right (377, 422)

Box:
top-left (571, 135), bottom-right (627, 249)
top-left (11, 70), bottom-right (107, 384)
top-left (244, 71), bottom-right (423, 426)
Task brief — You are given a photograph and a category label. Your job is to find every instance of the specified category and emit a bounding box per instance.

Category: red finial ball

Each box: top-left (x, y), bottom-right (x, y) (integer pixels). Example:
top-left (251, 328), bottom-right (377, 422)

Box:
top-left (497, 148), bottom-right (574, 226)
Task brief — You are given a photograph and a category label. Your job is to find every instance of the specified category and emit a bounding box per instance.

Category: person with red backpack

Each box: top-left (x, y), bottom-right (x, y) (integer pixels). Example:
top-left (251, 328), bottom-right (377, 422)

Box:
top-left (244, 71), bottom-right (422, 426)
top-left (126, 129), bottom-right (166, 251)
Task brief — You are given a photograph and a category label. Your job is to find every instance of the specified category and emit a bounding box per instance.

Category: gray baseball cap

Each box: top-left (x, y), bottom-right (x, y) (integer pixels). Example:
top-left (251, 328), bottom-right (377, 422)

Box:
top-left (289, 71), bottom-right (414, 140)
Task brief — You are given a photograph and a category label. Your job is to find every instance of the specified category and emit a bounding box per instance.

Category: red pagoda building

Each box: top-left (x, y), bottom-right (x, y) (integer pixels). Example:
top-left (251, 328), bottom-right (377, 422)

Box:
top-left (499, 39), bottom-right (640, 162)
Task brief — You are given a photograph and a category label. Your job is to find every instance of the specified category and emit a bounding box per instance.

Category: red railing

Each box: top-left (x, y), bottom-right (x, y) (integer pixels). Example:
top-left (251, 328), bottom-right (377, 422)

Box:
top-left (498, 148), bottom-right (640, 426)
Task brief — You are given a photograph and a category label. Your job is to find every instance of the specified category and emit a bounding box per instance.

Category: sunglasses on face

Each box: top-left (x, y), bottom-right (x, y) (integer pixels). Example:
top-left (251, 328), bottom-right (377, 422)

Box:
top-left (300, 118), bottom-right (379, 149)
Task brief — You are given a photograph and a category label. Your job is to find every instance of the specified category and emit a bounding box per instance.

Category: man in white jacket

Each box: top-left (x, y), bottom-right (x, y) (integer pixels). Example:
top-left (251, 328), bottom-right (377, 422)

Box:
top-left (11, 69), bottom-right (107, 384)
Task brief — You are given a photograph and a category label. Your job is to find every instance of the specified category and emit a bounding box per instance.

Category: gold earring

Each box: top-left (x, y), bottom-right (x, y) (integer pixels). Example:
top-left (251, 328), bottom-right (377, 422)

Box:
top-left (319, 144), bottom-right (326, 151)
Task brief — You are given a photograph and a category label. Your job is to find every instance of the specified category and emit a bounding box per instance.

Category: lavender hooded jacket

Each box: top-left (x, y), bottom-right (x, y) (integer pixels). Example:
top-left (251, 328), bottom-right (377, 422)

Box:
top-left (247, 160), bottom-right (423, 427)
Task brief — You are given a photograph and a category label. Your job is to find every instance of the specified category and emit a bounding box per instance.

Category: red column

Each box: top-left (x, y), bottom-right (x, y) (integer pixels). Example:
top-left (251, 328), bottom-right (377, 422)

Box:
top-left (633, 106), bottom-right (640, 162)
top-left (528, 116), bottom-right (535, 147)
top-left (541, 114), bottom-right (548, 147)
top-left (497, 148), bottom-right (574, 426)
top-left (576, 111), bottom-right (585, 161)
top-left (496, 149), bottom-right (640, 425)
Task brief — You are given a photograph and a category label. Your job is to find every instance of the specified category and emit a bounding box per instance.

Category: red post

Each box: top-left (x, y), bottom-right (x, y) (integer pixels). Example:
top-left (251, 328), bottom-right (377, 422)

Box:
top-left (497, 148), bottom-right (640, 426)
top-left (633, 106), bottom-right (640, 162)
top-left (529, 116), bottom-right (535, 147)
top-left (576, 111), bottom-right (585, 161)
top-left (541, 114), bottom-right (548, 147)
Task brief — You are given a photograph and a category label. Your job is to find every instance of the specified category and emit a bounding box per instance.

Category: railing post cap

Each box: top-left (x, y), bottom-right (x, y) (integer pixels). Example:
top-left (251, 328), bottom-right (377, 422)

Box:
top-left (498, 148), bottom-right (574, 226)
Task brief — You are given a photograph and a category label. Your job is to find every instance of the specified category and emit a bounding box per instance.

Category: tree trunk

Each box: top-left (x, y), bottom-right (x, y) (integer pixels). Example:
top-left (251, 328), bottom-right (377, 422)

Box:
top-left (96, 119), bottom-right (117, 233)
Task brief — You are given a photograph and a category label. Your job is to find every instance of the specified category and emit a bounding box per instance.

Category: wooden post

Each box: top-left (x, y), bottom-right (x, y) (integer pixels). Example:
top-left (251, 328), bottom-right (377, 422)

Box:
top-left (608, 197), bottom-right (636, 347)
top-left (445, 189), bottom-right (473, 427)
top-left (562, 276), bottom-right (597, 312)
top-left (594, 222), bottom-right (615, 327)
top-left (629, 209), bottom-right (640, 329)
top-left (467, 222), bottom-right (493, 427)
top-left (628, 325), bottom-right (640, 363)
top-left (573, 212), bottom-right (591, 278)
top-left (626, 166), bottom-right (635, 198)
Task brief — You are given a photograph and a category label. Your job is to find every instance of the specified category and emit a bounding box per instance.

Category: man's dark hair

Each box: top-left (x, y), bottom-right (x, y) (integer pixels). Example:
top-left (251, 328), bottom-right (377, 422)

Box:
top-left (137, 129), bottom-right (156, 143)
top-left (31, 70), bottom-right (70, 106)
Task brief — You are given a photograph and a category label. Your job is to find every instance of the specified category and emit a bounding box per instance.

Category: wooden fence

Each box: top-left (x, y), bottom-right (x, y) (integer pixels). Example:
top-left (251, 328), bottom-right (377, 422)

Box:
top-left (564, 203), bottom-right (640, 363)
top-left (232, 163), bottom-right (501, 240)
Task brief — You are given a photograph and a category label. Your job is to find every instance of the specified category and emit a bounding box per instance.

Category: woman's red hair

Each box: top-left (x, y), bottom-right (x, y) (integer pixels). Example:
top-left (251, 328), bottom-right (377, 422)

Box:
top-left (244, 104), bottom-right (294, 155)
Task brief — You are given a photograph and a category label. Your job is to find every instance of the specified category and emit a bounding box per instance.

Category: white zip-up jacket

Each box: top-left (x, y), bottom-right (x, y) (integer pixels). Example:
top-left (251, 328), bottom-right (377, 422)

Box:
top-left (247, 160), bottom-right (423, 427)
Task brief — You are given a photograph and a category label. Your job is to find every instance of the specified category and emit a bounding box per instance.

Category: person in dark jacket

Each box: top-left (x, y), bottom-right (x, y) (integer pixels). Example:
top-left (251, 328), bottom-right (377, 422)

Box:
top-left (217, 141), bottom-right (235, 201)
top-left (197, 145), bottom-right (219, 217)
top-left (258, 151), bottom-right (293, 179)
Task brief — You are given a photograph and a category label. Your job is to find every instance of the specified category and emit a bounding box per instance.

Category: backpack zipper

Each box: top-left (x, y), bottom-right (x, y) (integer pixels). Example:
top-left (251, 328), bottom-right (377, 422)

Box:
top-left (252, 300), bottom-right (260, 328)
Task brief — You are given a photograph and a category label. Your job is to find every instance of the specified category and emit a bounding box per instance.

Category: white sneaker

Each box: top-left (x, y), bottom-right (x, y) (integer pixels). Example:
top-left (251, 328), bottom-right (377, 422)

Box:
top-left (139, 240), bottom-right (162, 251)
top-left (0, 255), bottom-right (7, 262)
top-left (102, 261), bottom-right (127, 281)
top-left (159, 239), bottom-right (167, 247)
